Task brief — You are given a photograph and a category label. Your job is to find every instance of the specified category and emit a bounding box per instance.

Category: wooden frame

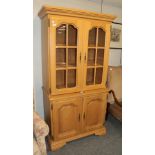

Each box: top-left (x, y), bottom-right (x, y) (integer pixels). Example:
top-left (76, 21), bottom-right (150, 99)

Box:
top-left (38, 5), bottom-right (116, 21)
top-left (49, 15), bottom-right (82, 95)
top-left (39, 6), bottom-right (116, 151)
top-left (83, 20), bottom-right (111, 91)
top-left (47, 15), bottom-right (113, 95)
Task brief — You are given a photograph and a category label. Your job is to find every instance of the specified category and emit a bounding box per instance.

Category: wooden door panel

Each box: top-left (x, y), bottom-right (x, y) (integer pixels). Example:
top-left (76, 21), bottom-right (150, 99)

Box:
top-left (49, 15), bottom-right (83, 95)
top-left (52, 97), bottom-right (82, 140)
top-left (82, 20), bottom-right (111, 91)
top-left (58, 104), bottom-right (78, 135)
top-left (83, 93), bottom-right (107, 131)
top-left (86, 99), bottom-right (103, 126)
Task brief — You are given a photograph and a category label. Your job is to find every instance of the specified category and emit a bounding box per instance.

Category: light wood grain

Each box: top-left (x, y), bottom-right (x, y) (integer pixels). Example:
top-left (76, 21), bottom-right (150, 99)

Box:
top-left (41, 16), bottom-right (51, 94)
top-left (38, 5), bottom-right (116, 22)
top-left (48, 127), bottom-right (106, 151)
top-left (49, 15), bottom-right (82, 95)
top-left (83, 93), bottom-right (107, 131)
top-left (52, 97), bottom-right (82, 140)
top-left (39, 5), bottom-right (116, 151)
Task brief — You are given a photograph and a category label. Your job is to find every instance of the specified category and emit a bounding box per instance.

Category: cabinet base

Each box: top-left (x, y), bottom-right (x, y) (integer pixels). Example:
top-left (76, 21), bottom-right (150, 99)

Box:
top-left (48, 127), bottom-right (106, 151)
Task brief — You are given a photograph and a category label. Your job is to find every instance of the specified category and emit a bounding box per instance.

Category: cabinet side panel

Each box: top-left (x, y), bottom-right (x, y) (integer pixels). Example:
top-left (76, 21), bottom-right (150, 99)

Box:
top-left (43, 91), bottom-right (51, 136)
top-left (41, 16), bottom-right (50, 93)
top-left (103, 23), bottom-right (111, 86)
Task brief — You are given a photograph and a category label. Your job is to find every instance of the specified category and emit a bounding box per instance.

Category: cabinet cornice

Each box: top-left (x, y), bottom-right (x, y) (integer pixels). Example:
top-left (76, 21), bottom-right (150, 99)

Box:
top-left (38, 5), bottom-right (116, 22)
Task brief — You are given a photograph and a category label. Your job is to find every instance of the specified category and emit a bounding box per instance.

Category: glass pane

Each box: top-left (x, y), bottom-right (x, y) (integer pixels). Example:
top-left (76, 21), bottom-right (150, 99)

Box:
top-left (86, 68), bottom-right (94, 85)
top-left (67, 69), bottom-right (76, 88)
top-left (87, 49), bottom-right (96, 66)
top-left (56, 70), bottom-right (66, 89)
top-left (96, 49), bottom-right (104, 66)
top-left (56, 24), bottom-right (66, 46)
top-left (98, 28), bottom-right (105, 47)
top-left (68, 25), bottom-right (77, 46)
top-left (95, 67), bottom-right (103, 84)
top-left (56, 48), bottom-right (66, 68)
top-left (68, 48), bottom-right (77, 67)
top-left (88, 28), bottom-right (97, 47)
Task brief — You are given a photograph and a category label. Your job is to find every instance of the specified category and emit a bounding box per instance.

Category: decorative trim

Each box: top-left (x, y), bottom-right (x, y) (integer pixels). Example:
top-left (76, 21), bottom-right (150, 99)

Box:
top-left (49, 127), bottom-right (106, 151)
top-left (112, 22), bottom-right (122, 25)
top-left (38, 5), bottom-right (116, 22)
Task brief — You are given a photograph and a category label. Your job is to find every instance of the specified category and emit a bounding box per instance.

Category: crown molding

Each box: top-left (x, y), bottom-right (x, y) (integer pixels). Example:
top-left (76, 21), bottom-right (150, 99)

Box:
top-left (38, 5), bottom-right (116, 22)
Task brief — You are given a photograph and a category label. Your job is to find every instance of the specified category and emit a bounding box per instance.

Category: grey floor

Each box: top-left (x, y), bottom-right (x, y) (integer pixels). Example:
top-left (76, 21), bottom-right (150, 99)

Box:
top-left (48, 114), bottom-right (122, 155)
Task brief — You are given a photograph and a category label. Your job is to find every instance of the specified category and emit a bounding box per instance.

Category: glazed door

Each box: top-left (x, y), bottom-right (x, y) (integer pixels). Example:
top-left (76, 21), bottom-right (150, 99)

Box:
top-left (82, 20), bottom-right (111, 91)
top-left (50, 16), bottom-right (83, 95)
top-left (52, 97), bottom-right (82, 140)
top-left (83, 93), bottom-right (107, 131)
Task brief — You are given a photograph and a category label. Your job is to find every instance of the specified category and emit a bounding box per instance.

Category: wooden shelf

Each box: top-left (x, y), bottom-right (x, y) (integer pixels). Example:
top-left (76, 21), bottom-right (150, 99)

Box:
top-left (87, 65), bottom-right (103, 68)
top-left (56, 64), bottom-right (66, 68)
top-left (56, 46), bottom-right (77, 48)
top-left (96, 64), bottom-right (103, 67)
top-left (97, 47), bottom-right (105, 49)
top-left (88, 47), bottom-right (105, 49)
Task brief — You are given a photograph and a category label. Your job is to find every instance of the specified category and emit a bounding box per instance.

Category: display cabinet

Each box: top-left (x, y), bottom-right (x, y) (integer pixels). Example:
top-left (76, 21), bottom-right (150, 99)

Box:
top-left (39, 6), bottom-right (116, 151)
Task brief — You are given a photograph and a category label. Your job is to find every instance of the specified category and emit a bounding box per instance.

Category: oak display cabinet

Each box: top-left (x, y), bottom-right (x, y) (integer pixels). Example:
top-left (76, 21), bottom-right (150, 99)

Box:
top-left (38, 6), bottom-right (116, 151)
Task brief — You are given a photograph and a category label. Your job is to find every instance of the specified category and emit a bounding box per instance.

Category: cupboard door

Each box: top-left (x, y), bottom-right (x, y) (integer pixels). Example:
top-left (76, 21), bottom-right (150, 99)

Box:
top-left (82, 20), bottom-right (111, 91)
top-left (52, 97), bottom-right (82, 140)
top-left (83, 93), bottom-right (107, 131)
top-left (50, 16), bottom-right (82, 95)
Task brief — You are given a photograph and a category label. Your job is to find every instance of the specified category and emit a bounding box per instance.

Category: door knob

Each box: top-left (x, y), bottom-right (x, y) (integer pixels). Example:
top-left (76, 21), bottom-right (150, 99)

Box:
top-left (84, 53), bottom-right (86, 63)
top-left (80, 52), bottom-right (81, 63)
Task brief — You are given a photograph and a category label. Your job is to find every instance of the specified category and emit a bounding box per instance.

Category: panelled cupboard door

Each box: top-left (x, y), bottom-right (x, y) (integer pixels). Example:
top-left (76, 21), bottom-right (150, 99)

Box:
top-left (52, 97), bottom-right (82, 140)
top-left (49, 15), bottom-right (83, 95)
top-left (83, 93), bottom-right (107, 131)
top-left (82, 20), bottom-right (111, 91)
